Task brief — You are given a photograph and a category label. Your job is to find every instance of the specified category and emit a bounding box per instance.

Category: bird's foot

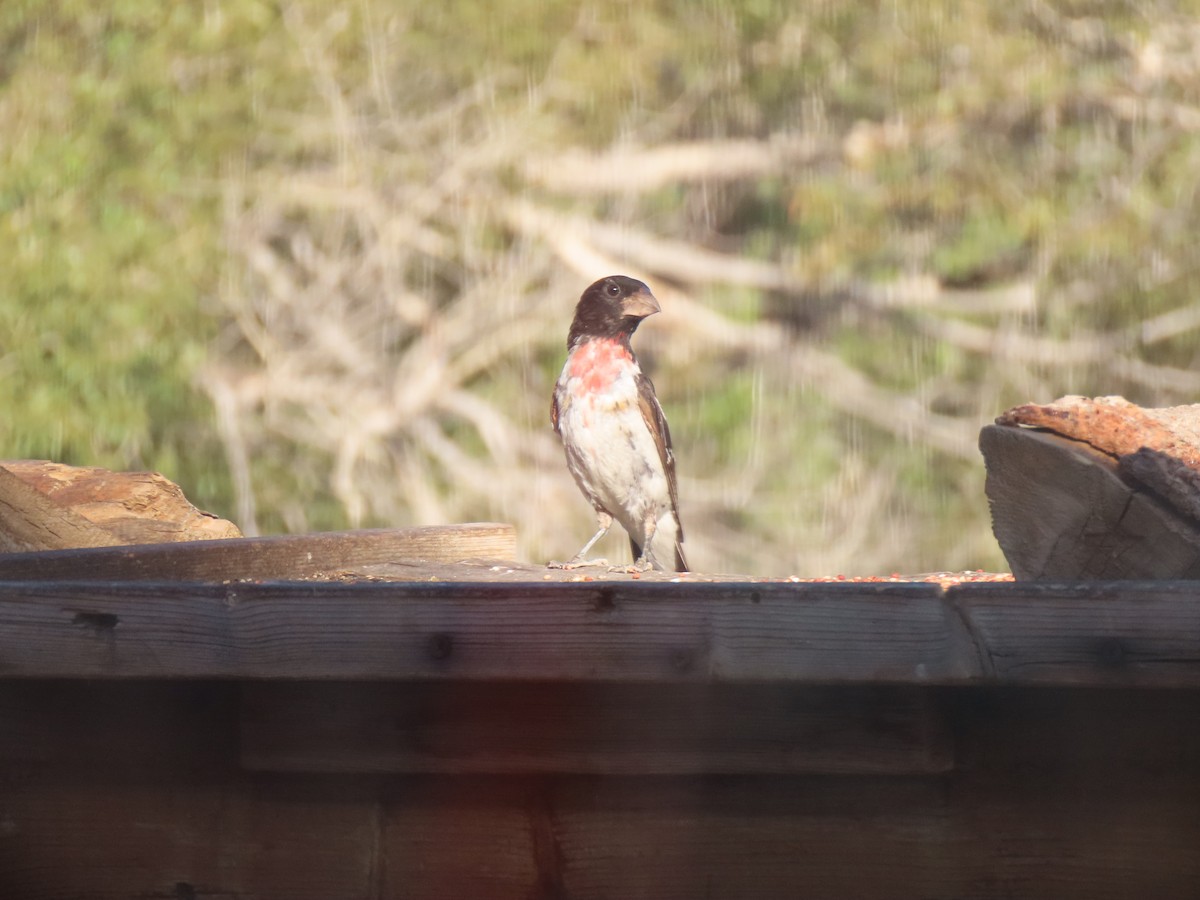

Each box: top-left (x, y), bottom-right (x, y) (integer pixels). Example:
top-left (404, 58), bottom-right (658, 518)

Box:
top-left (608, 557), bottom-right (656, 574)
top-left (548, 557), bottom-right (611, 570)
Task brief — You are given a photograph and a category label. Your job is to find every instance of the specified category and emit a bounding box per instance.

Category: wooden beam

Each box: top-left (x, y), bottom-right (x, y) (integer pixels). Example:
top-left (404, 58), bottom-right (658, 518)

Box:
top-left (0, 773), bottom-right (379, 900)
top-left (0, 459), bottom-right (241, 552)
top-left (6, 762), bottom-right (1197, 899)
top-left (980, 424), bottom-right (1200, 579)
top-left (0, 581), bottom-right (968, 682)
top-left (2, 579), bottom-right (1200, 685)
top-left (3, 683), bottom-right (1200, 897)
top-left (0, 681), bottom-right (236, 772)
top-left (0, 463), bottom-right (118, 552)
top-left (239, 682), bottom-right (953, 775)
top-left (0, 523), bottom-right (516, 581)
top-left (951, 583), bottom-right (1200, 686)
top-left (2, 580), bottom-right (1200, 684)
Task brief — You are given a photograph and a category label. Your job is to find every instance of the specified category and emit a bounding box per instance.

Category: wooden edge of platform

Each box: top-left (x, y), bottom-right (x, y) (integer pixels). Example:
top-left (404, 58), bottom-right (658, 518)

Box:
top-left (0, 577), bottom-right (1198, 686)
top-left (0, 523), bottom-right (517, 582)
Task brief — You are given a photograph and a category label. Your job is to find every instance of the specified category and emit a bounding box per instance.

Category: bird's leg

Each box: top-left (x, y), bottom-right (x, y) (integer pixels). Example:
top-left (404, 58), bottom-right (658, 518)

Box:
top-left (574, 520), bottom-right (611, 560)
top-left (548, 511), bottom-right (613, 569)
top-left (633, 512), bottom-right (659, 571)
top-left (613, 512), bottom-right (659, 573)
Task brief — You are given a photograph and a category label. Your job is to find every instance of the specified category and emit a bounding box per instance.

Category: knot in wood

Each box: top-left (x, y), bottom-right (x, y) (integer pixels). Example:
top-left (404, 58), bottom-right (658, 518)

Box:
top-left (1096, 637), bottom-right (1127, 668)
top-left (591, 587), bottom-right (617, 614)
top-left (669, 647), bottom-right (696, 674)
top-left (426, 632), bottom-right (455, 661)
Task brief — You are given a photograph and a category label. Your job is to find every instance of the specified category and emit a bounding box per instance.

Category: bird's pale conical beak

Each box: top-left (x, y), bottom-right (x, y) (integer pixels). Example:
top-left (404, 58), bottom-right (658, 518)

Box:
top-left (621, 287), bottom-right (661, 319)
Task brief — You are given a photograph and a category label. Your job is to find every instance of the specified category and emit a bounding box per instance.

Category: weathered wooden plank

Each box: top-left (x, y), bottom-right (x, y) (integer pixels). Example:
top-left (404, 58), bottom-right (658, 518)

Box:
top-left (952, 583), bottom-right (1200, 686)
top-left (382, 777), bottom-right (542, 900)
top-left (0, 581), bottom-right (966, 682)
top-left (3, 685), bottom-right (1200, 898)
top-left (945, 685), bottom-right (1200, 773)
top-left (0, 463), bottom-right (118, 552)
top-left (13, 769), bottom-right (1192, 900)
top-left (0, 681), bottom-right (236, 771)
top-left (0, 774), bottom-right (379, 900)
top-left (0, 523), bottom-right (516, 581)
top-left (18, 768), bottom-right (1180, 900)
top-left (5, 580), bottom-right (1200, 685)
top-left (980, 424), bottom-right (1200, 579)
top-left (380, 766), bottom-right (1200, 900)
top-left (0, 459), bottom-right (242, 550)
top-left (240, 683), bottom-right (953, 775)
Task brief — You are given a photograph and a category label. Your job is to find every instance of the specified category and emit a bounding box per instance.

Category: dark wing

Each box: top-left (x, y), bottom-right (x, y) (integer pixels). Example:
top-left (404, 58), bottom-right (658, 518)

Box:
top-left (550, 390), bottom-right (561, 436)
top-left (635, 372), bottom-right (684, 547)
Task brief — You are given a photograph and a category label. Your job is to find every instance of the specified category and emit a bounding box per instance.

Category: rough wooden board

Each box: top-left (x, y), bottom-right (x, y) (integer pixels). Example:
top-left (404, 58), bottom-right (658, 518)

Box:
top-left (536, 774), bottom-right (1200, 900)
top-left (946, 685), bottom-right (1200, 774)
top-left (0, 460), bottom-right (240, 552)
top-left (3, 684), bottom-right (1200, 898)
top-left (979, 424), bottom-right (1200, 579)
top-left (3, 580), bottom-right (1200, 685)
top-left (239, 682), bottom-right (952, 775)
top-left (0, 464), bottom-right (118, 553)
top-left (345, 560), bottom-right (1010, 585)
top-left (379, 770), bottom-right (1200, 899)
top-left (995, 395), bottom-right (1200, 462)
top-left (0, 774), bottom-right (379, 900)
top-left (379, 775), bottom-right (958, 900)
top-left (1118, 445), bottom-right (1200, 522)
top-left (950, 582), bottom-right (1200, 686)
top-left (0, 523), bottom-right (516, 581)
top-left (0, 681), bottom-right (236, 772)
top-left (0, 580), bottom-right (968, 682)
top-left (349, 558), bottom-right (854, 583)
top-left (1, 459), bottom-right (241, 544)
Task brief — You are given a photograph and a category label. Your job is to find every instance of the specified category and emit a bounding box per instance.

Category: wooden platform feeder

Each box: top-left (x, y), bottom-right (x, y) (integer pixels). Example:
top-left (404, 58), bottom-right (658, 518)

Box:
top-left (2, 458), bottom-right (1200, 899)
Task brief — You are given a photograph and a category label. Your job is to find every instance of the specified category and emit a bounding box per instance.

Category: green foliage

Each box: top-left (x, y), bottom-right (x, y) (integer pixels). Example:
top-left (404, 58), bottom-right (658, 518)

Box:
top-left (0, 1), bottom-right (294, 512)
top-left (932, 212), bottom-right (1029, 286)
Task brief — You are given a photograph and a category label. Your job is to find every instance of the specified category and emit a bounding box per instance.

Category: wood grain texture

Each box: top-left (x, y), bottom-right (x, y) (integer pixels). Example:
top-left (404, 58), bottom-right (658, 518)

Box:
top-left (951, 582), bottom-right (1200, 686)
top-left (979, 424), bottom-right (1200, 579)
top-left (0, 523), bottom-right (516, 581)
top-left (1, 459), bottom-right (242, 544)
top-left (994, 395), bottom-right (1200, 461)
top-left (3, 580), bottom-right (1200, 685)
top-left (0, 464), bottom-right (118, 552)
top-left (2, 683), bottom-right (1200, 898)
top-left (5, 766), bottom-right (1196, 899)
top-left (544, 776), bottom-right (1200, 899)
top-left (0, 580), bottom-right (967, 682)
top-left (0, 774), bottom-right (379, 900)
top-left (240, 682), bottom-right (953, 775)
top-left (377, 687), bottom-right (1200, 899)
top-left (0, 681), bottom-right (235, 772)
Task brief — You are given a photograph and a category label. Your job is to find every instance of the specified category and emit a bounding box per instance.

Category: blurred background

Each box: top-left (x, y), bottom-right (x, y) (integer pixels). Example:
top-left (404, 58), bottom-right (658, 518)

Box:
top-left (2, 1), bottom-right (1198, 575)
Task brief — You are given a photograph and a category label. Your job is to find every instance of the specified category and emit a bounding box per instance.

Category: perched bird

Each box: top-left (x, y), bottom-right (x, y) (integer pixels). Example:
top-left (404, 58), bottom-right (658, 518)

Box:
top-left (551, 275), bottom-right (687, 572)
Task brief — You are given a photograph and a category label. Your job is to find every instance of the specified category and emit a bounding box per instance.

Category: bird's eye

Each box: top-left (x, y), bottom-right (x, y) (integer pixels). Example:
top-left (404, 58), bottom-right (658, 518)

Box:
top-left (606, 283), bottom-right (621, 296)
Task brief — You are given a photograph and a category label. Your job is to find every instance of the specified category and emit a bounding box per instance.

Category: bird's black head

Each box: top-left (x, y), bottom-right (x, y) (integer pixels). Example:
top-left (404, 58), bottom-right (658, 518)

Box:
top-left (567, 275), bottom-right (661, 348)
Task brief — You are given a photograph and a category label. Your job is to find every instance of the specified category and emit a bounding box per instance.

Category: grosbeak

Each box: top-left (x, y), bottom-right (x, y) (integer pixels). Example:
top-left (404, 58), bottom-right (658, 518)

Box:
top-left (551, 275), bottom-right (687, 572)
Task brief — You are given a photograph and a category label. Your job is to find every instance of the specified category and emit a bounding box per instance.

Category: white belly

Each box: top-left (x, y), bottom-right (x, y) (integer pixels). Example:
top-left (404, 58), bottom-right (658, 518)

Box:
top-left (555, 364), bottom-right (677, 558)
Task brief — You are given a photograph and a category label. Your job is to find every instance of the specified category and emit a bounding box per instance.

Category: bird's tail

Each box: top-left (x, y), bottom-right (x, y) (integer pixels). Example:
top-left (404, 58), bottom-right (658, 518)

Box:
top-left (674, 542), bottom-right (688, 572)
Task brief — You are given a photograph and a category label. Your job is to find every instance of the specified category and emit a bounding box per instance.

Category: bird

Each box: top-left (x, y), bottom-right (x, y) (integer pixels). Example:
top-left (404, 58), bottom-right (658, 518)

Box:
top-left (550, 275), bottom-right (687, 572)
